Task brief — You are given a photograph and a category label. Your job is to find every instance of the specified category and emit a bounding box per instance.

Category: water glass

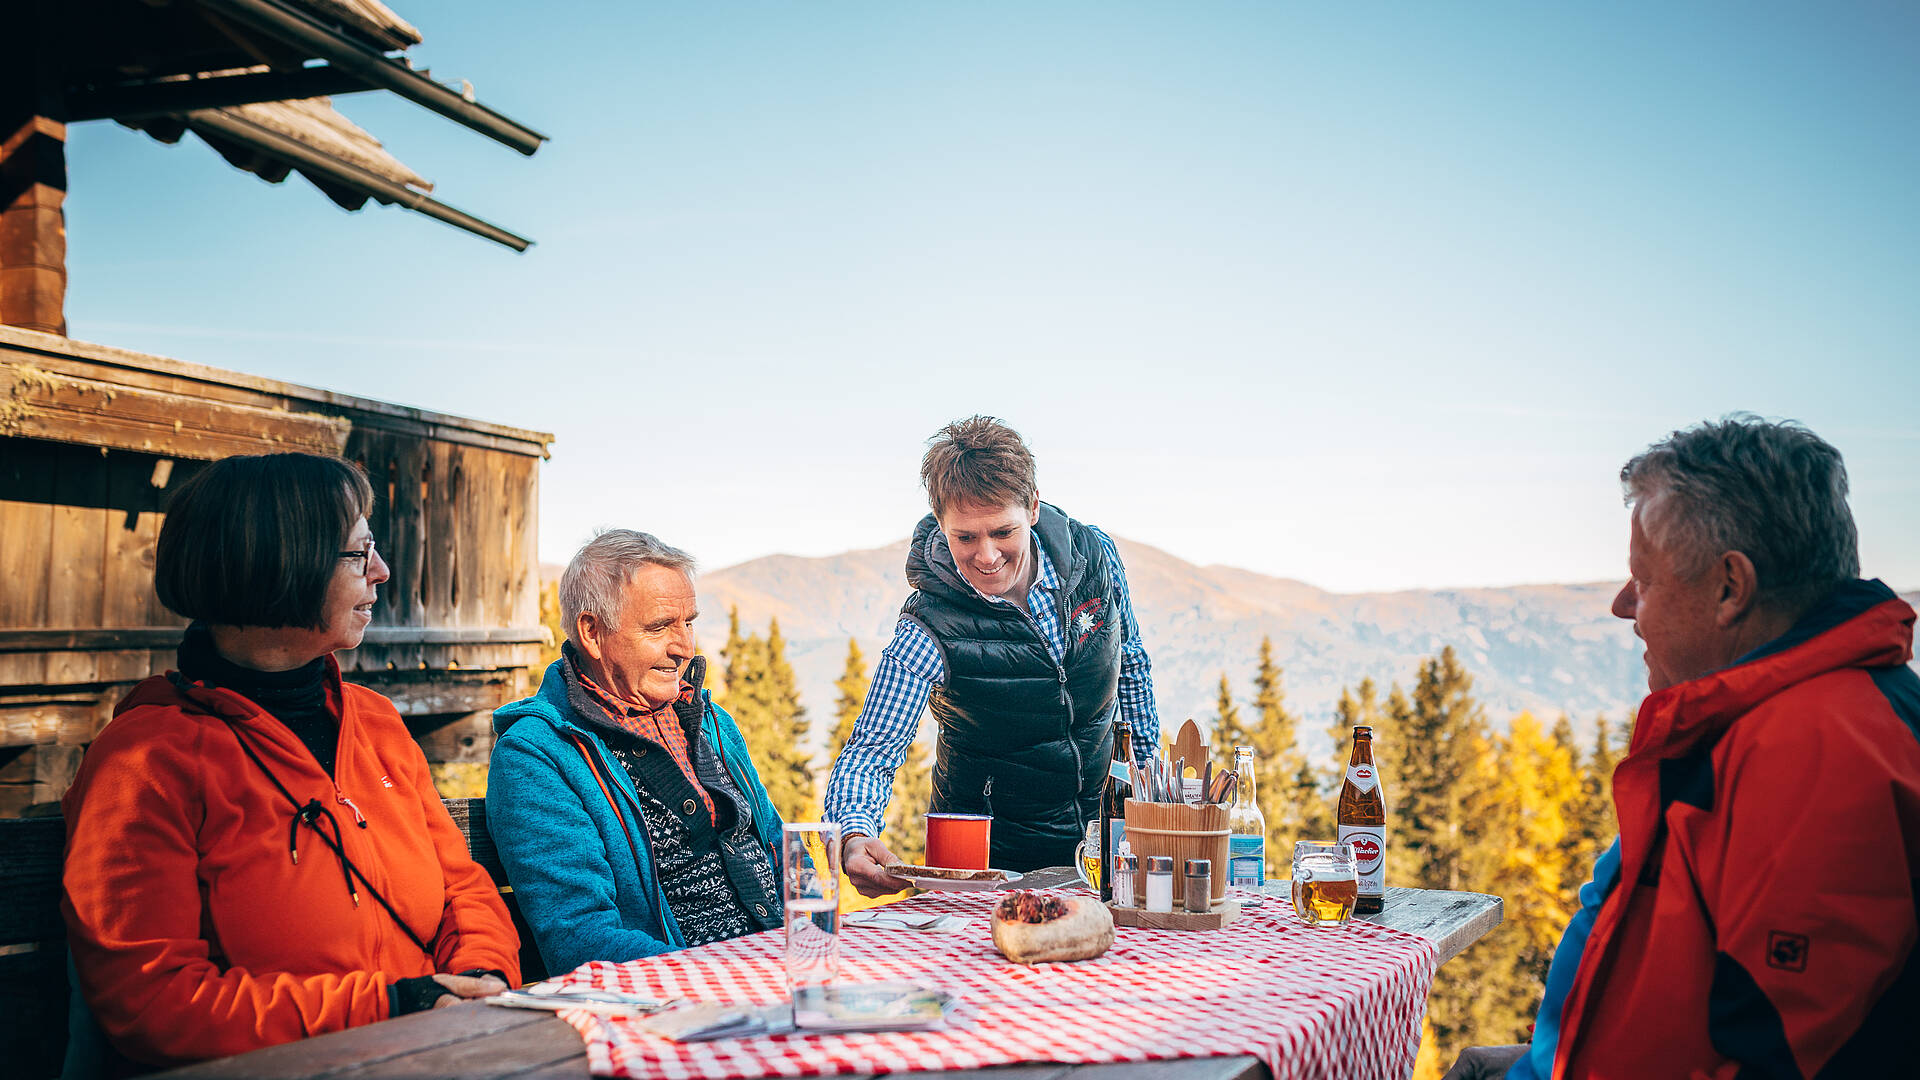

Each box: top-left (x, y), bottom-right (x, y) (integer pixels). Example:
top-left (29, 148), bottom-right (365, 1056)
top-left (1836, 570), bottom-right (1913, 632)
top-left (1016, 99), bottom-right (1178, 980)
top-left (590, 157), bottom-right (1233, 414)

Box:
top-left (1289, 840), bottom-right (1358, 928)
top-left (782, 822), bottom-right (842, 1006)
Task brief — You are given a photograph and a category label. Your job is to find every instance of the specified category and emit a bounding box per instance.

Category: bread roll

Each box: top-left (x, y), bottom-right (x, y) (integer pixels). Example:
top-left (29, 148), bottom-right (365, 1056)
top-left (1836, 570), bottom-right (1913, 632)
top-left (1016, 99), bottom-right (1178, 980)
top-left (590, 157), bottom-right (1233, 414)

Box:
top-left (990, 890), bottom-right (1114, 964)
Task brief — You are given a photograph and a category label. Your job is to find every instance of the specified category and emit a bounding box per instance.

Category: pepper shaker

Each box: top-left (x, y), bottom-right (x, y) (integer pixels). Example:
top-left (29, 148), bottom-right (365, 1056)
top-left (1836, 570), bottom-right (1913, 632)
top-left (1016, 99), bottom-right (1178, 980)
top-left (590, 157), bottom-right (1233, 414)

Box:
top-left (1145, 856), bottom-right (1175, 913)
top-left (1112, 853), bottom-right (1138, 908)
top-left (1183, 858), bottom-right (1212, 912)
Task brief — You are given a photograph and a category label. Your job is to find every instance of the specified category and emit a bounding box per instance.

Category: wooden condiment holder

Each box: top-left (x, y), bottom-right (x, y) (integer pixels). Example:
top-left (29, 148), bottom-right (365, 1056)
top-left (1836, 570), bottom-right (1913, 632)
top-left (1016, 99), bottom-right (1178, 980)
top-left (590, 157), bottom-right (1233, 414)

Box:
top-left (1108, 898), bottom-right (1241, 932)
top-left (1122, 799), bottom-right (1230, 904)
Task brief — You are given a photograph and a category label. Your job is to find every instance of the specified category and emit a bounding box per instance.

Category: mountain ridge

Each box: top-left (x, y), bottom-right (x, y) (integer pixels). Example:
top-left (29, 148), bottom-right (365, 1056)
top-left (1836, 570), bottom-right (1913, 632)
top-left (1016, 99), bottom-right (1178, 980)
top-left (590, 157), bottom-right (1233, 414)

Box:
top-left (547, 544), bottom-right (1917, 765)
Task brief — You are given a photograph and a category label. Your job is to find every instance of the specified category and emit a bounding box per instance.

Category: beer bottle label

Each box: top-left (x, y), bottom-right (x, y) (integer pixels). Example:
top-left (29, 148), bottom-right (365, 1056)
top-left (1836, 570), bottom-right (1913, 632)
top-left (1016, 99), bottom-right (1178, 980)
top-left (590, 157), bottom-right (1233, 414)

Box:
top-left (1344, 762), bottom-right (1378, 794)
top-left (1229, 834), bottom-right (1265, 887)
top-left (1338, 824), bottom-right (1386, 895)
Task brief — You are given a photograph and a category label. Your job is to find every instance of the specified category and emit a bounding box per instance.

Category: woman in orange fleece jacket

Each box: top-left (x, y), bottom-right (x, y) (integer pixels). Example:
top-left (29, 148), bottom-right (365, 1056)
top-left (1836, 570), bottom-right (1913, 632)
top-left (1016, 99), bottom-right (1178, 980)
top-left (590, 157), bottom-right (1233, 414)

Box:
top-left (61, 453), bottom-right (520, 1071)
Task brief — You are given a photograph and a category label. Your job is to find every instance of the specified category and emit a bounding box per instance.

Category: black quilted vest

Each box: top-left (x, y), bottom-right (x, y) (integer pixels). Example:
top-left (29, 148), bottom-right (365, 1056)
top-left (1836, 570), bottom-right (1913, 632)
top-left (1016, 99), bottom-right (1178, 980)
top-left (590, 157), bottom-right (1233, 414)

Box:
top-left (903, 503), bottom-right (1122, 871)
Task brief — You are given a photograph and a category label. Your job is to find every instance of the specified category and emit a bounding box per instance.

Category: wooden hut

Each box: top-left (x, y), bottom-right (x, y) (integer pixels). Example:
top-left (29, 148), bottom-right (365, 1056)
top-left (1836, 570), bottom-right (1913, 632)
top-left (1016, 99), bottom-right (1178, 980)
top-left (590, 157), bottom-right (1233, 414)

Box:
top-left (0, 0), bottom-right (551, 814)
top-left (0, 324), bottom-right (553, 815)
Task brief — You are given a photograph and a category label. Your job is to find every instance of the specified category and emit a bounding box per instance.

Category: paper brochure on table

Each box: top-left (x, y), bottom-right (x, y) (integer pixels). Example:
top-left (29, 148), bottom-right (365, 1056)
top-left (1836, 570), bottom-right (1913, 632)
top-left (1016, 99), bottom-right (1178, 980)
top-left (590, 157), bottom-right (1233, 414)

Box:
top-left (631, 982), bottom-right (957, 1042)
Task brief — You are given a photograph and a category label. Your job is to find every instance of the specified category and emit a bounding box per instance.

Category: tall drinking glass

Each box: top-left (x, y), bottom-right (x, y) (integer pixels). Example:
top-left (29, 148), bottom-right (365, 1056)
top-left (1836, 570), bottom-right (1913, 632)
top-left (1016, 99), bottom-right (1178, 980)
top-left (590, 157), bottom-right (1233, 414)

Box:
top-left (782, 822), bottom-right (842, 1010)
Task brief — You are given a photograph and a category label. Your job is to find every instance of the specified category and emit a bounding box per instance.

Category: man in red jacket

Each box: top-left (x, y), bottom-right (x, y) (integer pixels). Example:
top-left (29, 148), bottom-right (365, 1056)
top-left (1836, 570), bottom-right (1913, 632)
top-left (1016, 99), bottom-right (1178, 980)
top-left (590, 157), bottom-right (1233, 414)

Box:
top-left (1447, 416), bottom-right (1920, 1079)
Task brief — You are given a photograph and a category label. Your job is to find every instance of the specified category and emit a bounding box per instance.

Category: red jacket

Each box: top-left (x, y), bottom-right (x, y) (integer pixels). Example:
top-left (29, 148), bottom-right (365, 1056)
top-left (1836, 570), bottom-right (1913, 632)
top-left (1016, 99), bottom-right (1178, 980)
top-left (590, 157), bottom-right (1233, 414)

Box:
top-left (61, 662), bottom-right (520, 1068)
top-left (1554, 580), bottom-right (1920, 1078)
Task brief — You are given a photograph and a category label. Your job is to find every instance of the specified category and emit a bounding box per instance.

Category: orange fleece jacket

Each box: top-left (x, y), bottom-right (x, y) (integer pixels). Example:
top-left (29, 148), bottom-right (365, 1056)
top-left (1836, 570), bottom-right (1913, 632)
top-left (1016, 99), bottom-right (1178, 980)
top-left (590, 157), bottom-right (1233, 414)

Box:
top-left (61, 662), bottom-right (520, 1068)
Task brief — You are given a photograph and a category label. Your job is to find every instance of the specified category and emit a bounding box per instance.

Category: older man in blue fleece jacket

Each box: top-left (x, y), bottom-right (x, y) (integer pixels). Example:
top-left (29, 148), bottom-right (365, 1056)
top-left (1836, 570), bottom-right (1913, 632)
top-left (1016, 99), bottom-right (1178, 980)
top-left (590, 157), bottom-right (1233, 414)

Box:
top-left (487, 530), bottom-right (786, 976)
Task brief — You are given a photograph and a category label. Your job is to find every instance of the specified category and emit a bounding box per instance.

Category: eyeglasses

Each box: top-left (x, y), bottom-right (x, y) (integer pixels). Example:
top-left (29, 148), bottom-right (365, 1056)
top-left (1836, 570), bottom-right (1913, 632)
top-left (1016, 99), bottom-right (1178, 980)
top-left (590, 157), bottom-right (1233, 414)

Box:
top-left (338, 539), bottom-right (378, 577)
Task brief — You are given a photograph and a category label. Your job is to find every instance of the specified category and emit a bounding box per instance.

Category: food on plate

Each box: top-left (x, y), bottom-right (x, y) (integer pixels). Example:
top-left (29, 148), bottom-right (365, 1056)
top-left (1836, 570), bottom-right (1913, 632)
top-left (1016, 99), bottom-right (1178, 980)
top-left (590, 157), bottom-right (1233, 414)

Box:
top-left (882, 863), bottom-right (1008, 882)
top-left (990, 889), bottom-right (1114, 964)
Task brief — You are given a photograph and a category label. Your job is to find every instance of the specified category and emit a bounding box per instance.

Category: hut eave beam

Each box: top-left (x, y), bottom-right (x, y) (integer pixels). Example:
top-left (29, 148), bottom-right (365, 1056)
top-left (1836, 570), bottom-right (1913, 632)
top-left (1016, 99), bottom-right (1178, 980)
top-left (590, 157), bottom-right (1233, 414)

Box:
top-left (191, 0), bottom-right (548, 155)
top-left (68, 67), bottom-right (376, 123)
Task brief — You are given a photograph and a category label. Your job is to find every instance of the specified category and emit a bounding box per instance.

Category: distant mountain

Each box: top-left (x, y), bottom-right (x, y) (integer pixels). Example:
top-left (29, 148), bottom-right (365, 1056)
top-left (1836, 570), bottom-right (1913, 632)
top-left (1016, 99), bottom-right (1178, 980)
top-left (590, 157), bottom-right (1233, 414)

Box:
top-left (688, 538), bottom-right (1920, 769)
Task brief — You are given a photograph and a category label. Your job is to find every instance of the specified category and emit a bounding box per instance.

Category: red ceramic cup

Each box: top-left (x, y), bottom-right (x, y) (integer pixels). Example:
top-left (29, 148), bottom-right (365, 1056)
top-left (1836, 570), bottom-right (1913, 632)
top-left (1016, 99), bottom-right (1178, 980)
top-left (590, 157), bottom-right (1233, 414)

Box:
top-left (924, 813), bottom-right (992, 870)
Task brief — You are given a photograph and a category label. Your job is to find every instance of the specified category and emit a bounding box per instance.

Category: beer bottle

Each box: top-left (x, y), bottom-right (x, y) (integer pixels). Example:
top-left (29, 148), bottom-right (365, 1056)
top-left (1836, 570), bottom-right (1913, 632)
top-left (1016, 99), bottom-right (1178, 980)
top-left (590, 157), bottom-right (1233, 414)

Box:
top-left (1228, 745), bottom-right (1266, 887)
top-left (1338, 726), bottom-right (1387, 913)
top-left (1098, 726), bottom-right (1134, 904)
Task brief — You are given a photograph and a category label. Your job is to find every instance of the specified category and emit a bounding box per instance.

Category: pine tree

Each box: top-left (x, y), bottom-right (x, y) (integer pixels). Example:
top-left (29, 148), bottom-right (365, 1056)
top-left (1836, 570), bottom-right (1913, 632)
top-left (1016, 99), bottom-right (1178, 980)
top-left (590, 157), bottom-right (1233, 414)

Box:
top-left (1550, 714), bottom-right (1577, 756)
top-left (719, 616), bottom-right (816, 823)
top-left (1221, 640), bottom-right (1306, 876)
top-left (1570, 713), bottom-right (1621, 884)
top-left (719, 606), bottom-right (747, 697)
top-left (1381, 678), bottom-right (1435, 888)
top-left (829, 638), bottom-right (867, 759)
top-left (1400, 647), bottom-right (1491, 893)
top-left (883, 718), bottom-right (934, 865)
top-left (1434, 714), bottom-right (1578, 1053)
top-left (1211, 672), bottom-right (1250, 771)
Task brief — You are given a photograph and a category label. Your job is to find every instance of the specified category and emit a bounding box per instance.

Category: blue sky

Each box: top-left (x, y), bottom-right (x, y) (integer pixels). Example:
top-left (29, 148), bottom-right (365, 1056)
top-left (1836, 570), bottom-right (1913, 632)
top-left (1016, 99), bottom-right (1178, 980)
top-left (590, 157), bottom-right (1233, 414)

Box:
top-left (65, 3), bottom-right (1919, 592)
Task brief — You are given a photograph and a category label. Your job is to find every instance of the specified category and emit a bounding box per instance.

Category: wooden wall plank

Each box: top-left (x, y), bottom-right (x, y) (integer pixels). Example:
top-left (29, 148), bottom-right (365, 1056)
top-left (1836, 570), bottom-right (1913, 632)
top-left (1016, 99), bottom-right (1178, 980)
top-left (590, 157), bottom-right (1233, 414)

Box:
top-left (98, 451), bottom-right (170, 682)
top-left (45, 445), bottom-right (106, 685)
top-left (427, 439), bottom-right (457, 626)
top-left (0, 437), bottom-right (55, 637)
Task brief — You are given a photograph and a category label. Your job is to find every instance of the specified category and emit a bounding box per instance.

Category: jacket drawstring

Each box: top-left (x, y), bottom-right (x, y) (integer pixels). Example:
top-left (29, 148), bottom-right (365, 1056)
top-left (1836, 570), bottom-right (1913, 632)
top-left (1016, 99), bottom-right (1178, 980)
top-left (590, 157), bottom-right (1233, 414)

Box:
top-left (219, 716), bottom-right (432, 957)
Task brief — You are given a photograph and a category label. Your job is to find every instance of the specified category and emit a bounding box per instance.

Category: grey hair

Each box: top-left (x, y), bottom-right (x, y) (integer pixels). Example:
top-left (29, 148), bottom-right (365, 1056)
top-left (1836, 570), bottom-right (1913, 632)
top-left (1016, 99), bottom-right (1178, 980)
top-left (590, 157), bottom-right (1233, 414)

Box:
top-left (1620, 414), bottom-right (1858, 613)
top-left (560, 529), bottom-right (697, 645)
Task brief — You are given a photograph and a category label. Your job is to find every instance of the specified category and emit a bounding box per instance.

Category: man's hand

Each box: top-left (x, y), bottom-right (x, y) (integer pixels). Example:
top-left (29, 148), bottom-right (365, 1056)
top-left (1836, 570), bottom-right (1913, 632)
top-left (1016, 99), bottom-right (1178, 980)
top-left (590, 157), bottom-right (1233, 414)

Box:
top-left (1441, 1044), bottom-right (1528, 1080)
top-left (843, 834), bottom-right (910, 898)
top-left (429, 972), bottom-right (509, 1007)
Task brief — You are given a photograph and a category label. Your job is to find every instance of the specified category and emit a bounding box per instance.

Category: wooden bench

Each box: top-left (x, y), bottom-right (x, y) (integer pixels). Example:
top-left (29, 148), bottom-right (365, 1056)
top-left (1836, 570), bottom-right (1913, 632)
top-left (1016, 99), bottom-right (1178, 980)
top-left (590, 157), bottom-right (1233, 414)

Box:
top-left (0, 798), bottom-right (543, 1080)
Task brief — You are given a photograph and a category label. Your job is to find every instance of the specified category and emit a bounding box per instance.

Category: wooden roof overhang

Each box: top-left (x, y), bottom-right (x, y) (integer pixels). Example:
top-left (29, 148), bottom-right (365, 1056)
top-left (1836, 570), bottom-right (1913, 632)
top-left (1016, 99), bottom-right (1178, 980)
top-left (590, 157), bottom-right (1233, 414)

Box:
top-left (0, 324), bottom-right (554, 461)
top-left (46, 0), bottom-right (546, 250)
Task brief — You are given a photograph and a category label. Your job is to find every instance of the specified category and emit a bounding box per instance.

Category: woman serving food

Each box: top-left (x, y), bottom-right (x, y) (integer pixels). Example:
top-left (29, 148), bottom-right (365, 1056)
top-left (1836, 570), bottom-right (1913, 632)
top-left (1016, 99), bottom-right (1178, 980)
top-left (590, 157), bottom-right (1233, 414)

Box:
top-left (823, 416), bottom-right (1163, 889)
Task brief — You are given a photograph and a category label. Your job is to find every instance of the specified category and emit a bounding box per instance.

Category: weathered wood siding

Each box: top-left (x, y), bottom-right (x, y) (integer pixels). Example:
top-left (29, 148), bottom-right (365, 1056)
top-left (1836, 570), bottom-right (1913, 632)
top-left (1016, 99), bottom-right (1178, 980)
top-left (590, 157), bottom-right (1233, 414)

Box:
top-left (0, 326), bottom-right (552, 814)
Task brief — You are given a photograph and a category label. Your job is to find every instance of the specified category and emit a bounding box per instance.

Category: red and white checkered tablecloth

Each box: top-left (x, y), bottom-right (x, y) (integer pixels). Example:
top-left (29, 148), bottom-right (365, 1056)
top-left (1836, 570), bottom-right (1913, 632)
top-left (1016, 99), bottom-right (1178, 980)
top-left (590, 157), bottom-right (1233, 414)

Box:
top-left (544, 887), bottom-right (1437, 1080)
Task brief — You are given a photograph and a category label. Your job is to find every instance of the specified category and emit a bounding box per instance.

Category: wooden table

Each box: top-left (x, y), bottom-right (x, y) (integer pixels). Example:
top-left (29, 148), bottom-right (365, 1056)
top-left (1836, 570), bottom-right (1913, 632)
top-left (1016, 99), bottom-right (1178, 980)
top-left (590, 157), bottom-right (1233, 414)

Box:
top-left (156, 872), bottom-right (1501, 1080)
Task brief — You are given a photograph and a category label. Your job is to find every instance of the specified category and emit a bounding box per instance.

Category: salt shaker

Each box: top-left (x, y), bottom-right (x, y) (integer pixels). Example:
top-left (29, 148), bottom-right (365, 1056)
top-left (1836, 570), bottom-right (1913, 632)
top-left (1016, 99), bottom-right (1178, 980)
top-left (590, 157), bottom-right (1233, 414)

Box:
top-left (1145, 855), bottom-right (1174, 913)
top-left (1184, 858), bottom-right (1212, 912)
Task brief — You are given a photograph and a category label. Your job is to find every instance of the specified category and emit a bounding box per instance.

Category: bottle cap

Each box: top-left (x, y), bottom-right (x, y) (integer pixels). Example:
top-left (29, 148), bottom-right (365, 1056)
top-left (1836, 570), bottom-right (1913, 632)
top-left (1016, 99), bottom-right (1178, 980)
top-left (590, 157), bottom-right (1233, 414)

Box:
top-left (1116, 854), bottom-right (1137, 872)
top-left (1184, 858), bottom-right (1211, 876)
top-left (1146, 855), bottom-right (1174, 873)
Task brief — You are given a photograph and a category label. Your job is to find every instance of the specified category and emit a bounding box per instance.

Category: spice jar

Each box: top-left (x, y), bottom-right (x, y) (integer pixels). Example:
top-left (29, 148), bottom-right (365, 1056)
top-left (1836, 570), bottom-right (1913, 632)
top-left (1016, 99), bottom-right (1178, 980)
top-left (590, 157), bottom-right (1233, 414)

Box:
top-left (1184, 858), bottom-right (1212, 912)
top-left (1112, 853), bottom-right (1138, 908)
top-left (1145, 855), bottom-right (1174, 913)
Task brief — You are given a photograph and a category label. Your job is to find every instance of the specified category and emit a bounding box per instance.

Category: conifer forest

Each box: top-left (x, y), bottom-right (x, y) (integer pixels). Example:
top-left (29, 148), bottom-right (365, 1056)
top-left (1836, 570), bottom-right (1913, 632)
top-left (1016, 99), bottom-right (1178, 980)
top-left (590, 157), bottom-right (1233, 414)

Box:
top-left (533, 585), bottom-right (1621, 1074)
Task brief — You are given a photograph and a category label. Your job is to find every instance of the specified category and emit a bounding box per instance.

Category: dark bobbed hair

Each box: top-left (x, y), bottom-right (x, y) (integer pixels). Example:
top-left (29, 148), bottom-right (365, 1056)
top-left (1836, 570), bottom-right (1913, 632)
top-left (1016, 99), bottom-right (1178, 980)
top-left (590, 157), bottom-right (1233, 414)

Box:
top-left (155, 453), bottom-right (375, 629)
top-left (920, 415), bottom-right (1038, 519)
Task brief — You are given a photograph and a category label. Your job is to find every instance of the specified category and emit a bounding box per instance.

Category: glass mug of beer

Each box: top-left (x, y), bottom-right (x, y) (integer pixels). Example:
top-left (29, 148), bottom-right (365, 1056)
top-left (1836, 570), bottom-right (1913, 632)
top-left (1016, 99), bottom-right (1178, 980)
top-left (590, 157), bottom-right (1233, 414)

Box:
top-left (1290, 840), bottom-right (1359, 928)
top-left (1072, 820), bottom-right (1103, 889)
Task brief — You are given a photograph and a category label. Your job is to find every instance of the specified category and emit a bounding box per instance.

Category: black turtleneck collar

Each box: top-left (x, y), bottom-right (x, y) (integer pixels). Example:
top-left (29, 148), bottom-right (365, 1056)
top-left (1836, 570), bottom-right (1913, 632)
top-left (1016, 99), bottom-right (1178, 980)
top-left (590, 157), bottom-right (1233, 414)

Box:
top-left (178, 624), bottom-right (339, 777)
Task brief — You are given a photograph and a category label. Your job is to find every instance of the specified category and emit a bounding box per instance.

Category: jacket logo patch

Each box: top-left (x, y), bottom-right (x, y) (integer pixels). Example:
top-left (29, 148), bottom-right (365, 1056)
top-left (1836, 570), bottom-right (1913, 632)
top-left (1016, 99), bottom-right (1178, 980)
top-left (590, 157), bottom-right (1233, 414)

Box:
top-left (379, 774), bottom-right (395, 789)
top-left (1069, 598), bottom-right (1107, 647)
top-left (1766, 931), bottom-right (1808, 972)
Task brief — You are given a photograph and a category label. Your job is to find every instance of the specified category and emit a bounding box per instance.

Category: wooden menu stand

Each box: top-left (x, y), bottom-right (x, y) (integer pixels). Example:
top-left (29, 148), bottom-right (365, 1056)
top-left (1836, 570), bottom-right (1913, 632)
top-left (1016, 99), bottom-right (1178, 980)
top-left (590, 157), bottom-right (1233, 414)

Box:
top-left (1108, 898), bottom-right (1241, 931)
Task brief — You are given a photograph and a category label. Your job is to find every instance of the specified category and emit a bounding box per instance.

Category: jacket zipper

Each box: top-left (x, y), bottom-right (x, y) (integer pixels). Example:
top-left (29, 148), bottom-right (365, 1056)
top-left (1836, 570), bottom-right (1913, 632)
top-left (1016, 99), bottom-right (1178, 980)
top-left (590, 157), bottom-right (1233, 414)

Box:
top-left (1010, 569), bottom-right (1087, 837)
top-left (570, 720), bottom-right (684, 947)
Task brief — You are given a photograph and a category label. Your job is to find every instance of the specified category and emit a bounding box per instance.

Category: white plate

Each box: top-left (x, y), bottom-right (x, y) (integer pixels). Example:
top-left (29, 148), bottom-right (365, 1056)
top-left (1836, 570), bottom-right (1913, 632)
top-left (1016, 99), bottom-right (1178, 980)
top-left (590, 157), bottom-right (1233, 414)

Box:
top-left (894, 869), bottom-right (1024, 892)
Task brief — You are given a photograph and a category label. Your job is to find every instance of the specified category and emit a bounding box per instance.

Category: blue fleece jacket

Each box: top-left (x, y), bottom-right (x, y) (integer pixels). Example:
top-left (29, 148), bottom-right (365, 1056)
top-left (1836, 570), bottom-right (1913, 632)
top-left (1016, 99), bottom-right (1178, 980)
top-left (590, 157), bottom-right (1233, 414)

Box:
top-left (487, 661), bottom-right (786, 976)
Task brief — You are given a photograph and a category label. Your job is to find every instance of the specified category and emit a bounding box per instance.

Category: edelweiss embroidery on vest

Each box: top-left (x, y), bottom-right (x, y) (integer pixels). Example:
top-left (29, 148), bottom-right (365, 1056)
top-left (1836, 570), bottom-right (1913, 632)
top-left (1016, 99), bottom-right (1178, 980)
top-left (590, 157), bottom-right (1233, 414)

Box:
top-left (1070, 597), bottom-right (1106, 646)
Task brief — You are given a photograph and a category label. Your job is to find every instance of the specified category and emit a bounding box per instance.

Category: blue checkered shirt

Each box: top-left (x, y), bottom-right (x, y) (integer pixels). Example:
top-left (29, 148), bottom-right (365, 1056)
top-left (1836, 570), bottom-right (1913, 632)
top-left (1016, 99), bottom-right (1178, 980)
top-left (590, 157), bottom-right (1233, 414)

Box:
top-left (824, 525), bottom-right (1160, 842)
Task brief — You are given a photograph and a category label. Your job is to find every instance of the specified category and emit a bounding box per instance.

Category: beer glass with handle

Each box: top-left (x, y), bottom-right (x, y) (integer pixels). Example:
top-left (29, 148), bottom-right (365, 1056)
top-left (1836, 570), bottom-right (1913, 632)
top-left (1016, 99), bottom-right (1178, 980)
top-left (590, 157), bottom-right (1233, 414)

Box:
top-left (1290, 840), bottom-right (1358, 927)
